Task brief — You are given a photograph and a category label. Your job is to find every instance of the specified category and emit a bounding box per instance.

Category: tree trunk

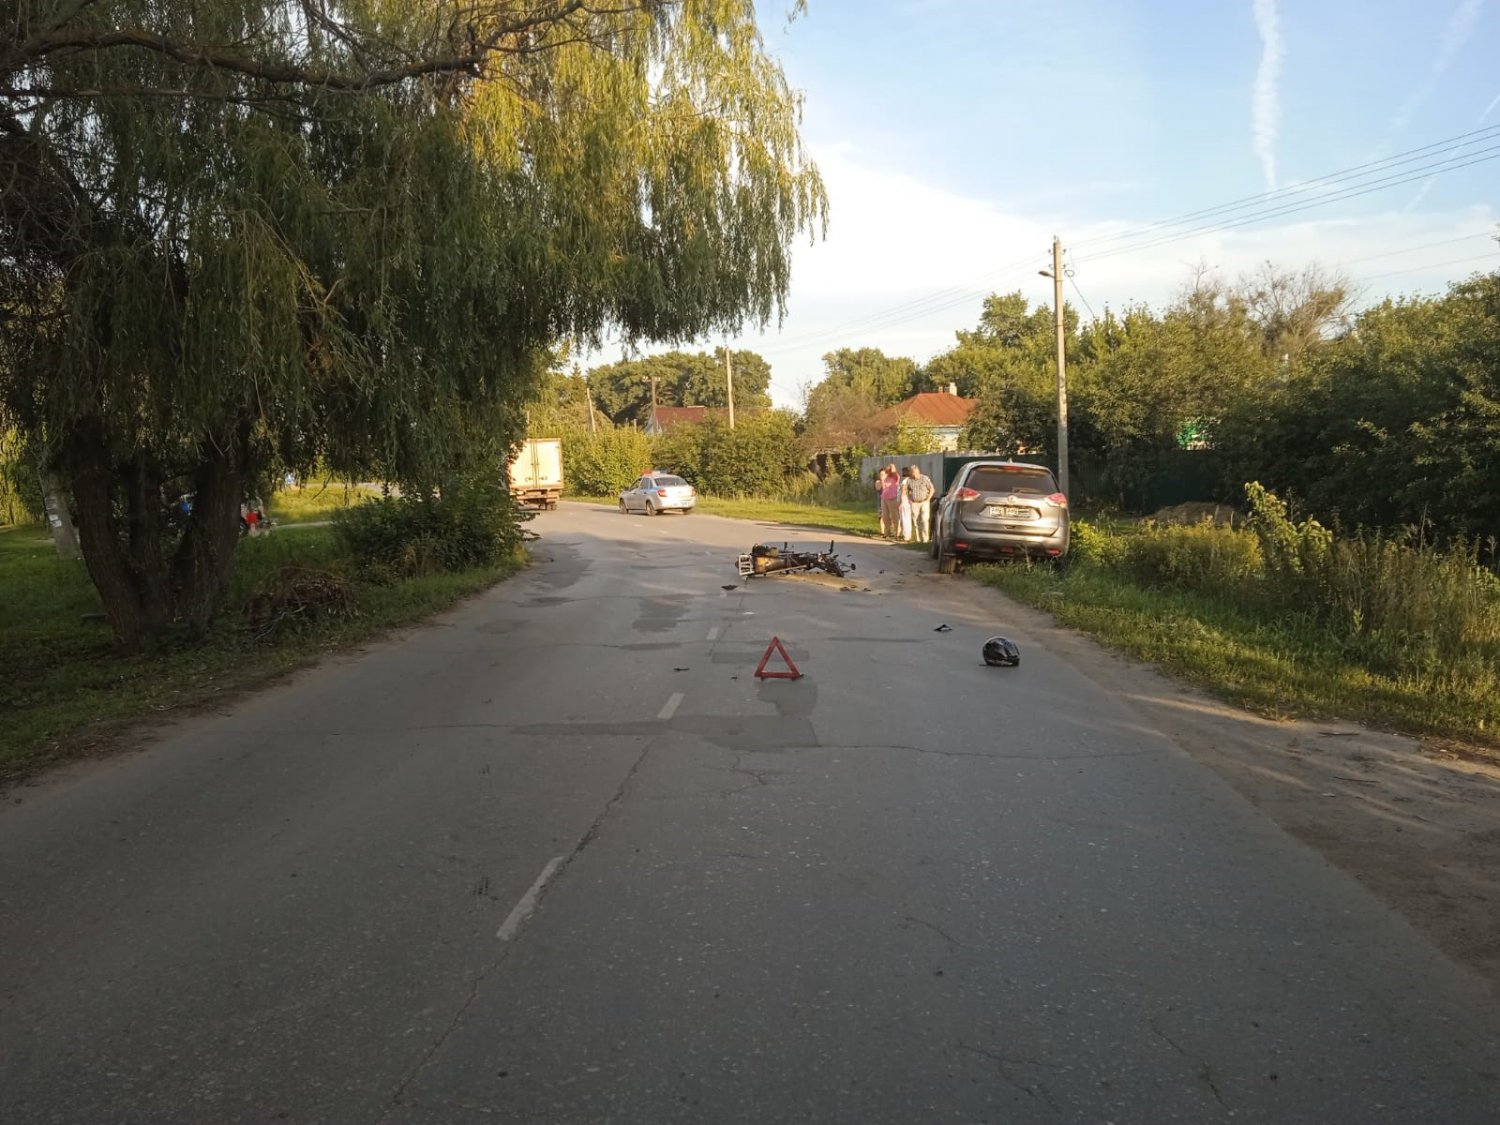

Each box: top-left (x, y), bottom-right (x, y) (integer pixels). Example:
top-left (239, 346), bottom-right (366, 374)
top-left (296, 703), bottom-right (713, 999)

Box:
top-left (65, 418), bottom-right (169, 654)
top-left (172, 423), bottom-right (249, 639)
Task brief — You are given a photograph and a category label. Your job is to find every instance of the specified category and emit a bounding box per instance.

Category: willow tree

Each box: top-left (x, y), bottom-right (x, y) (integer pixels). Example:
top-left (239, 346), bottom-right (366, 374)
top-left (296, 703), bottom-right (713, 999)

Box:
top-left (0, 0), bottom-right (825, 651)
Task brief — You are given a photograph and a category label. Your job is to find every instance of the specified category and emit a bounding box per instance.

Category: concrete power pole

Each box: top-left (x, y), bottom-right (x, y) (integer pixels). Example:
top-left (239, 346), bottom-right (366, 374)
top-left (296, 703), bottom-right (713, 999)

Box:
top-left (724, 345), bottom-right (736, 430)
top-left (37, 468), bottom-right (81, 560)
top-left (1048, 236), bottom-right (1070, 497)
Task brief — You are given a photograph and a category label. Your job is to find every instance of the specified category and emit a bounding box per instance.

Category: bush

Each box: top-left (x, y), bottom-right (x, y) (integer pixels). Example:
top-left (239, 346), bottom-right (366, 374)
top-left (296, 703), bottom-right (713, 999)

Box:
top-left (1245, 481), bottom-right (1332, 604)
top-left (1067, 519), bottom-right (1128, 569)
top-left (651, 424), bottom-right (708, 489)
top-left (1246, 482), bottom-right (1500, 675)
top-left (0, 431), bottom-right (44, 526)
top-left (564, 430), bottom-right (654, 496)
top-left (691, 412), bottom-right (805, 496)
top-left (333, 474), bottom-right (524, 581)
top-left (1119, 522), bottom-right (1263, 595)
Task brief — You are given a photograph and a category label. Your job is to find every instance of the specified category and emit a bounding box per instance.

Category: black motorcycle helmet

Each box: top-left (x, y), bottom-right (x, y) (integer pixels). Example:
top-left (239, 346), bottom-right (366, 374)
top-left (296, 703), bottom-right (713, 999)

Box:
top-left (982, 636), bottom-right (1021, 667)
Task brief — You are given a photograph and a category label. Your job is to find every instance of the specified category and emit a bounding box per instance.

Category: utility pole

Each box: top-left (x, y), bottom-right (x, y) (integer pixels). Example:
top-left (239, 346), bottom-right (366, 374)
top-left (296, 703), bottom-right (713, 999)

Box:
top-left (585, 379), bottom-right (597, 434)
top-left (37, 467), bottom-right (80, 560)
top-left (1039, 236), bottom-right (1070, 497)
top-left (724, 345), bottom-right (736, 429)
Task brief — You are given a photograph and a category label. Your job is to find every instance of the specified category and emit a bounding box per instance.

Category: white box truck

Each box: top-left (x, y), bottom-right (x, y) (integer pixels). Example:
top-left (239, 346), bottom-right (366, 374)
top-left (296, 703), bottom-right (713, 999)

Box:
top-left (509, 438), bottom-right (564, 510)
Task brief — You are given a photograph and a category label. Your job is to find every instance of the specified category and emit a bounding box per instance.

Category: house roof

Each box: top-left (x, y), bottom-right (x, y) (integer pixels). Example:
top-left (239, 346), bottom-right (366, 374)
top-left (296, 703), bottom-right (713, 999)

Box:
top-left (649, 405), bottom-right (721, 429)
top-left (872, 392), bottom-right (977, 430)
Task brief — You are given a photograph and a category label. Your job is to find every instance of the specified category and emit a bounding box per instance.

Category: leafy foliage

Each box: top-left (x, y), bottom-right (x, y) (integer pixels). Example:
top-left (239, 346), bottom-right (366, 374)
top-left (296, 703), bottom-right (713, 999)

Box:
top-left (586, 350), bottom-right (773, 427)
top-left (562, 409), bottom-right (805, 497)
top-left (882, 416), bottom-right (943, 455)
top-left (988, 489), bottom-right (1500, 736)
top-left (1, 0), bottom-right (826, 650)
top-left (692, 411), bottom-right (805, 496)
top-left (333, 475), bottom-right (526, 582)
top-left (564, 430), bottom-right (657, 497)
top-left (1218, 274), bottom-right (1500, 542)
top-left (0, 430), bottom-right (43, 525)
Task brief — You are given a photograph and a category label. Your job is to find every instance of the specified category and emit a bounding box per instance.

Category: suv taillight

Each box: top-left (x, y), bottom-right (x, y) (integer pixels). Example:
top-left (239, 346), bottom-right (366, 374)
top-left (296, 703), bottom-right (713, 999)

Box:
top-left (1045, 492), bottom-right (1068, 508)
top-left (955, 487), bottom-right (980, 501)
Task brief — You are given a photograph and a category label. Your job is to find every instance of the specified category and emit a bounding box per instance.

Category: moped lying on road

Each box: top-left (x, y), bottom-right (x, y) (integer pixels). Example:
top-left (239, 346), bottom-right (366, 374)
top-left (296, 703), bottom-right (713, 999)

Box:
top-left (736, 542), bottom-right (854, 580)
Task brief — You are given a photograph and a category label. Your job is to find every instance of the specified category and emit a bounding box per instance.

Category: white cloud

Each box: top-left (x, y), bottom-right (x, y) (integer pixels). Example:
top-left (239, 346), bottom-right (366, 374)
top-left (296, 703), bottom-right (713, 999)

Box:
top-left (725, 153), bottom-right (1497, 407)
top-left (1389, 0), bottom-right (1485, 136)
top-left (1251, 0), bottom-right (1284, 191)
top-left (584, 147), bottom-right (1496, 410)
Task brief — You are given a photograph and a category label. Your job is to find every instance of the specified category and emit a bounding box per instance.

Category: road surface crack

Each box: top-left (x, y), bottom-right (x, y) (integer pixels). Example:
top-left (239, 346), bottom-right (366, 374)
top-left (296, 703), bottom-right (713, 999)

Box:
top-left (904, 914), bottom-right (964, 949)
top-left (1149, 1020), bottom-right (1225, 1108)
top-left (957, 1042), bottom-right (1058, 1110)
top-left (373, 738), bottom-right (658, 1123)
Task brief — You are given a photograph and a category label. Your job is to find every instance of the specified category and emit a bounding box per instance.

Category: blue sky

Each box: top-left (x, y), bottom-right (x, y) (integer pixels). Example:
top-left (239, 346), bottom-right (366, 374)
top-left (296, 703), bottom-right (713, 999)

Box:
top-left (612, 1), bottom-right (1500, 405)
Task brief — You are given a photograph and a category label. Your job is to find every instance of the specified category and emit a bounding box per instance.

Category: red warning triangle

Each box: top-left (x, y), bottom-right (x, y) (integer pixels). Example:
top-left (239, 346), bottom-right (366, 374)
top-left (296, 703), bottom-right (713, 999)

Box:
top-left (754, 636), bottom-right (803, 680)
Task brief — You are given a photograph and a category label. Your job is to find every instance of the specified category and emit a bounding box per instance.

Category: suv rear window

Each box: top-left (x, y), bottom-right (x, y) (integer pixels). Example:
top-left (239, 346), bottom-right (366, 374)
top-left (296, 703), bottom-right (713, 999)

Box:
top-left (965, 466), bottom-right (1057, 495)
top-left (652, 475), bottom-right (687, 488)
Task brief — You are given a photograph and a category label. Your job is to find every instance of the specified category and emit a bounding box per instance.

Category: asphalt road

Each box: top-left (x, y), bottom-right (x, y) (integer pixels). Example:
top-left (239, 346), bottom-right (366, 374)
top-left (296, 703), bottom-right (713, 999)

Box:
top-left (2, 503), bottom-right (1497, 1124)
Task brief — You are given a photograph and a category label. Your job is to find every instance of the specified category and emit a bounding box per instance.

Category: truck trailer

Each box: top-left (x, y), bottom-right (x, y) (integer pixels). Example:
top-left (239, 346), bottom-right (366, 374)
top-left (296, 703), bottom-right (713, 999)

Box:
top-left (509, 438), bottom-right (564, 510)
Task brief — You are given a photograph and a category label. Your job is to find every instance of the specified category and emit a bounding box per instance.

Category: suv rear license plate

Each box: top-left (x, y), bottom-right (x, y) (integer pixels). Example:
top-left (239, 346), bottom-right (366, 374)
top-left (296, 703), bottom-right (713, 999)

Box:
top-left (986, 505), bottom-right (1035, 519)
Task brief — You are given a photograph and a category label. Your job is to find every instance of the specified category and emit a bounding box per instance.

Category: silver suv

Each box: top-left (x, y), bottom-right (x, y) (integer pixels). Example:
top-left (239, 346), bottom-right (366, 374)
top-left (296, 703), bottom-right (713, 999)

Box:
top-left (932, 461), bottom-right (1069, 572)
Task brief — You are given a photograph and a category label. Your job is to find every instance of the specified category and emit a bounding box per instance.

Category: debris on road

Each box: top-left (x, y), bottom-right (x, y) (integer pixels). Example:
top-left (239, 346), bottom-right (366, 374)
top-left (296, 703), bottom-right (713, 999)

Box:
top-left (736, 542), bottom-right (854, 580)
top-left (934, 623), bottom-right (952, 632)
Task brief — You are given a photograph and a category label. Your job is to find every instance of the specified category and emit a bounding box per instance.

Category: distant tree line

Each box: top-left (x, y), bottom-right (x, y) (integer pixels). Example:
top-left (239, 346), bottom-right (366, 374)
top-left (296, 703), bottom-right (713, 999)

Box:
top-left (536, 254), bottom-right (1498, 546)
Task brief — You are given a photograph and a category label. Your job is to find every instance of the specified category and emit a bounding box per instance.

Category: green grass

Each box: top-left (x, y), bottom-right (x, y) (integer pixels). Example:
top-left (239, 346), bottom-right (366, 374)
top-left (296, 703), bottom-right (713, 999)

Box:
top-left (972, 561), bottom-right (1500, 747)
top-left (0, 523), bottom-right (522, 782)
top-left (267, 481), bottom-right (380, 524)
top-left (694, 496), bottom-right (881, 537)
top-left (568, 493), bottom-right (883, 538)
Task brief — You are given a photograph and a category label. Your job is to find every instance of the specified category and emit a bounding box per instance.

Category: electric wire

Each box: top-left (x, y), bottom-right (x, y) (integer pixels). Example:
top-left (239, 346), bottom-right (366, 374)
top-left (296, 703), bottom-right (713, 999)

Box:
top-left (1356, 251), bottom-right (1498, 285)
top-left (758, 127), bottom-right (1500, 354)
top-left (1076, 145), bottom-right (1500, 265)
top-left (1069, 122), bottom-right (1500, 254)
top-left (1067, 273), bottom-right (1099, 323)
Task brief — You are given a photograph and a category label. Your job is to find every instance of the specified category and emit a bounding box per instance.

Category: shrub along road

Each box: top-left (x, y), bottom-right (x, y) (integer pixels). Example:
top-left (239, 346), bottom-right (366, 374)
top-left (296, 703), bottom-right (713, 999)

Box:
top-left (2, 503), bottom-right (1497, 1122)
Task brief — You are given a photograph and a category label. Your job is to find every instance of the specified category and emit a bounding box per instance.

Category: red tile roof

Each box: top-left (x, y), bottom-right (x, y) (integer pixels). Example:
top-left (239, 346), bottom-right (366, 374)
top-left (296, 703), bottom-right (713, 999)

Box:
top-left (872, 392), bottom-right (977, 429)
top-left (651, 405), bottom-right (709, 429)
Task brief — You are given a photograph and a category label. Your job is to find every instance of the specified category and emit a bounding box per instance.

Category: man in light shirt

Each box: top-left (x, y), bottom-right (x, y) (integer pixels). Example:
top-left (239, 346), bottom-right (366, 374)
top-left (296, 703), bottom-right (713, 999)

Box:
top-left (902, 465), bottom-right (934, 542)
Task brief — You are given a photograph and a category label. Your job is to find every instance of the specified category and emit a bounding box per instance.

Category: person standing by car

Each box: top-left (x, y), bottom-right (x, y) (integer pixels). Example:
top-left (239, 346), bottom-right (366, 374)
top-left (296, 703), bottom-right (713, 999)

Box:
top-left (902, 464), bottom-right (935, 542)
top-left (879, 464), bottom-right (902, 539)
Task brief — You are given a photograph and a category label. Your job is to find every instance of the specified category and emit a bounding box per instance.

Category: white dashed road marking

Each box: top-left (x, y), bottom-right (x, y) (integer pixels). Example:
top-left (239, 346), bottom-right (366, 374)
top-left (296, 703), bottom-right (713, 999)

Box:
top-left (496, 855), bottom-right (566, 941)
top-left (658, 692), bottom-right (684, 720)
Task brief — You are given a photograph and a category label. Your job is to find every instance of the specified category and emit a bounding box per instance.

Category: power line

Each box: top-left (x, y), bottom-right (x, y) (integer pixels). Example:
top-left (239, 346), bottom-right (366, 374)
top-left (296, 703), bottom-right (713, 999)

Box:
top-left (1356, 251), bottom-right (1498, 285)
top-left (1067, 273), bottom-right (1099, 323)
top-left (753, 124), bottom-right (1500, 358)
top-left (1337, 230), bottom-right (1494, 267)
top-left (1077, 145), bottom-right (1500, 266)
top-left (1071, 123), bottom-right (1500, 255)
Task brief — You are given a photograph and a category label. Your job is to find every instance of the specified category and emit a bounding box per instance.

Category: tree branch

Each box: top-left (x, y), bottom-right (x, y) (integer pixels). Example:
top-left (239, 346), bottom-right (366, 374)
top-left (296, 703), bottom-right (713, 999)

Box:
top-left (12, 1), bottom-right (606, 92)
